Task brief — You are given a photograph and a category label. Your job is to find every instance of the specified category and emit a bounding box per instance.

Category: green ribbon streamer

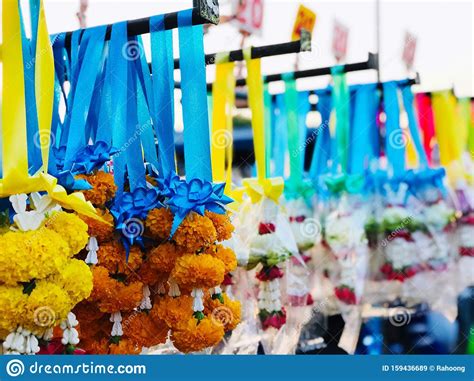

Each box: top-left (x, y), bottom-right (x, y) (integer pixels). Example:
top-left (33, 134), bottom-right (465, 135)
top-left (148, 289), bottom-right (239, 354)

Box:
top-left (283, 74), bottom-right (302, 189)
top-left (324, 173), bottom-right (365, 195)
top-left (331, 66), bottom-right (350, 173)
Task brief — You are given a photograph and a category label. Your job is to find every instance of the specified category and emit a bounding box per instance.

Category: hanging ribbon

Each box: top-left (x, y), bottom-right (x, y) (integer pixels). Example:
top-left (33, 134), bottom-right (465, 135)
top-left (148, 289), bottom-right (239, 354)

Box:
top-left (383, 81), bottom-right (405, 178)
top-left (264, 84), bottom-right (273, 177)
top-left (432, 91), bottom-right (465, 182)
top-left (401, 85), bottom-right (428, 168)
top-left (150, 15), bottom-right (176, 177)
top-left (63, 26), bottom-right (107, 170)
top-left (273, 93), bottom-right (288, 178)
top-left (211, 59), bottom-right (235, 185)
top-left (0, 0), bottom-right (99, 220)
top-left (243, 48), bottom-right (284, 203)
top-left (458, 97), bottom-right (472, 156)
top-left (331, 66), bottom-right (350, 173)
top-left (309, 89), bottom-right (332, 185)
top-left (178, 10), bottom-right (212, 181)
top-left (349, 84), bottom-right (379, 175)
top-left (415, 93), bottom-right (435, 165)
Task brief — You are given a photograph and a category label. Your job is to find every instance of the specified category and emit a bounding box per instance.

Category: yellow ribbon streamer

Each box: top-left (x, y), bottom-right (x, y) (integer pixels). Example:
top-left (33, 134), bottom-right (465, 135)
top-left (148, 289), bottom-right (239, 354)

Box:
top-left (432, 91), bottom-right (465, 183)
top-left (0, 1), bottom-right (101, 221)
top-left (35, 0), bottom-right (55, 170)
top-left (2, 0), bottom-right (29, 193)
top-left (243, 48), bottom-right (284, 204)
top-left (211, 60), bottom-right (235, 185)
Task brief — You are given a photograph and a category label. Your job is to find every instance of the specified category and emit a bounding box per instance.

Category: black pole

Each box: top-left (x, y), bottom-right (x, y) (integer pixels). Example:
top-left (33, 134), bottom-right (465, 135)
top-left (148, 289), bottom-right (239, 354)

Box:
top-left (201, 52), bottom-right (377, 91)
top-left (172, 29), bottom-right (311, 69)
top-left (63, 0), bottom-right (219, 49)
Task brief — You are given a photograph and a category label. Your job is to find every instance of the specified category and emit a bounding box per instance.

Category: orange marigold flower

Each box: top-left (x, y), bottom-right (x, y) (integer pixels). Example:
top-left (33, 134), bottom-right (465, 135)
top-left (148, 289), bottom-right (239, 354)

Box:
top-left (109, 338), bottom-right (140, 354)
top-left (90, 266), bottom-right (143, 313)
top-left (148, 243), bottom-right (180, 273)
top-left (204, 244), bottom-right (237, 273)
top-left (73, 300), bottom-right (104, 323)
top-left (122, 312), bottom-right (169, 348)
top-left (80, 209), bottom-right (115, 242)
top-left (97, 241), bottom-right (142, 275)
top-left (205, 211), bottom-right (234, 242)
top-left (78, 315), bottom-right (112, 340)
top-left (173, 213), bottom-right (217, 253)
top-left (204, 293), bottom-right (242, 332)
top-left (82, 337), bottom-right (110, 355)
top-left (76, 171), bottom-right (117, 207)
top-left (171, 317), bottom-right (224, 353)
top-left (151, 295), bottom-right (193, 330)
top-left (146, 208), bottom-right (173, 241)
top-left (171, 254), bottom-right (225, 289)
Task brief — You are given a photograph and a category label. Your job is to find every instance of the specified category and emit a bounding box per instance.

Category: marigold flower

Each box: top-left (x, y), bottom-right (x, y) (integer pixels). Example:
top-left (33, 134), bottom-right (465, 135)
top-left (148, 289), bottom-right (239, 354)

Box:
top-left (171, 317), bottom-right (224, 353)
top-left (90, 266), bottom-right (143, 313)
top-left (148, 243), bottom-right (180, 273)
top-left (205, 211), bottom-right (234, 242)
top-left (51, 259), bottom-right (93, 305)
top-left (0, 285), bottom-right (28, 336)
top-left (109, 338), bottom-right (140, 354)
top-left (146, 208), bottom-right (173, 240)
top-left (44, 211), bottom-right (89, 254)
top-left (171, 254), bottom-right (225, 289)
top-left (205, 293), bottom-right (241, 332)
top-left (151, 295), bottom-right (193, 330)
top-left (122, 312), bottom-right (169, 348)
top-left (97, 242), bottom-right (143, 276)
top-left (0, 229), bottom-right (70, 285)
top-left (173, 213), bottom-right (217, 253)
top-left (76, 171), bottom-right (117, 207)
top-left (80, 208), bottom-right (115, 243)
top-left (204, 244), bottom-right (237, 273)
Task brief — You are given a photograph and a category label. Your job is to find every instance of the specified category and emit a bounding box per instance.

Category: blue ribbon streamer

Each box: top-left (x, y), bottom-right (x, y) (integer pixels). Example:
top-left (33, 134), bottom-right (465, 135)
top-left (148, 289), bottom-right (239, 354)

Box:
top-left (178, 10), bottom-right (212, 181)
top-left (273, 94), bottom-right (287, 177)
top-left (150, 15), bottom-right (176, 178)
top-left (349, 84), bottom-right (379, 175)
top-left (401, 85), bottom-right (428, 168)
top-left (63, 26), bottom-right (107, 170)
top-left (383, 81), bottom-right (405, 178)
top-left (309, 89), bottom-right (332, 187)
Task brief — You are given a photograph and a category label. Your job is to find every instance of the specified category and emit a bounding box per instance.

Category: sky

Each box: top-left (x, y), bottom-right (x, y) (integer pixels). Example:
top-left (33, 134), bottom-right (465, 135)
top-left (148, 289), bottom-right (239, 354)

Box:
top-left (34, 0), bottom-right (474, 97)
top-left (0, 0), bottom-right (473, 96)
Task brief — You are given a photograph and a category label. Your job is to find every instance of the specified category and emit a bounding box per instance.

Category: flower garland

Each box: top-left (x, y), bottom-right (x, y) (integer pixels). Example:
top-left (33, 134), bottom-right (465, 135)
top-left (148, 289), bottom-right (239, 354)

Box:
top-left (0, 194), bottom-right (92, 354)
top-left (76, 173), bottom-right (242, 354)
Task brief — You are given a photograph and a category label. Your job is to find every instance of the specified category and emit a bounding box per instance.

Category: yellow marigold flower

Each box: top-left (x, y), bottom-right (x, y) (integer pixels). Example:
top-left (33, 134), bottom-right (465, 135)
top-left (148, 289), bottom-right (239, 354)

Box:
top-left (44, 211), bottom-right (89, 254)
top-left (80, 208), bottom-right (115, 243)
top-left (151, 295), bottom-right (193, 330)
top-left (173, 213), bottom-right (217, 253)
top-left (0, 229), bottom-right (70, 285)
top-left (205, 211), bottom-right (234, 242)
top-left (171, 317), bottom-right (224, 353)
top-left (52, 259), bottom-right (93, 305)
top-left (97, 241), bottom-right (142, 275)
top-left (148, 242), bottom-right (180, 273)
top-left (146, 208), bottom-right (173, 240)
top-left (76, 171), bottom-right (117, 207)
top-left (24, 281), bottom-right (73, 332)
top-left (0, 285), bottom-right (28, 336)
top-left (122, 312), bottom-right (169, 348)
top-left (204, 244), bottom-right (237, 273)
top-left (171, 254), bottom-right (225, 289)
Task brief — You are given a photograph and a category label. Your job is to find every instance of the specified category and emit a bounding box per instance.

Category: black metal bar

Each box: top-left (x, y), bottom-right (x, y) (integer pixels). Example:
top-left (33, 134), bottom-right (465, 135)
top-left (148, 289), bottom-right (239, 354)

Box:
top-left (63, 0), bottom-right (219, 49)
top-left (206, 52), bottom-right (377, 91)
top-left (172, 29), bottom-right (311, 69)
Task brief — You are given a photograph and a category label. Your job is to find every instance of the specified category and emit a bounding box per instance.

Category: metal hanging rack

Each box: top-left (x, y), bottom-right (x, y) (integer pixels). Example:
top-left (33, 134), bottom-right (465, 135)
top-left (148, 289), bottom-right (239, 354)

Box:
top-left (62, 0), bottom-right (220, 49)
top-left (171, 29), bottom-right (311, 70)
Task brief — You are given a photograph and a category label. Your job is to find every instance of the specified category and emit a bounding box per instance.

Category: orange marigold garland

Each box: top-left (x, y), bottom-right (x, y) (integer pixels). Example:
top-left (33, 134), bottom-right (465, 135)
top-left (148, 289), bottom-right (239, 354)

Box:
top-left (76, 171), bottom-right (117, 207)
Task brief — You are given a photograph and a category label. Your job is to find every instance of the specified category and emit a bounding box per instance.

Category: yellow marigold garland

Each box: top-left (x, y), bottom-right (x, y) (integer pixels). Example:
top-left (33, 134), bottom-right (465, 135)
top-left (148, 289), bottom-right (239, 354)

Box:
top-left (44, 211), bottom-right (89, 254)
